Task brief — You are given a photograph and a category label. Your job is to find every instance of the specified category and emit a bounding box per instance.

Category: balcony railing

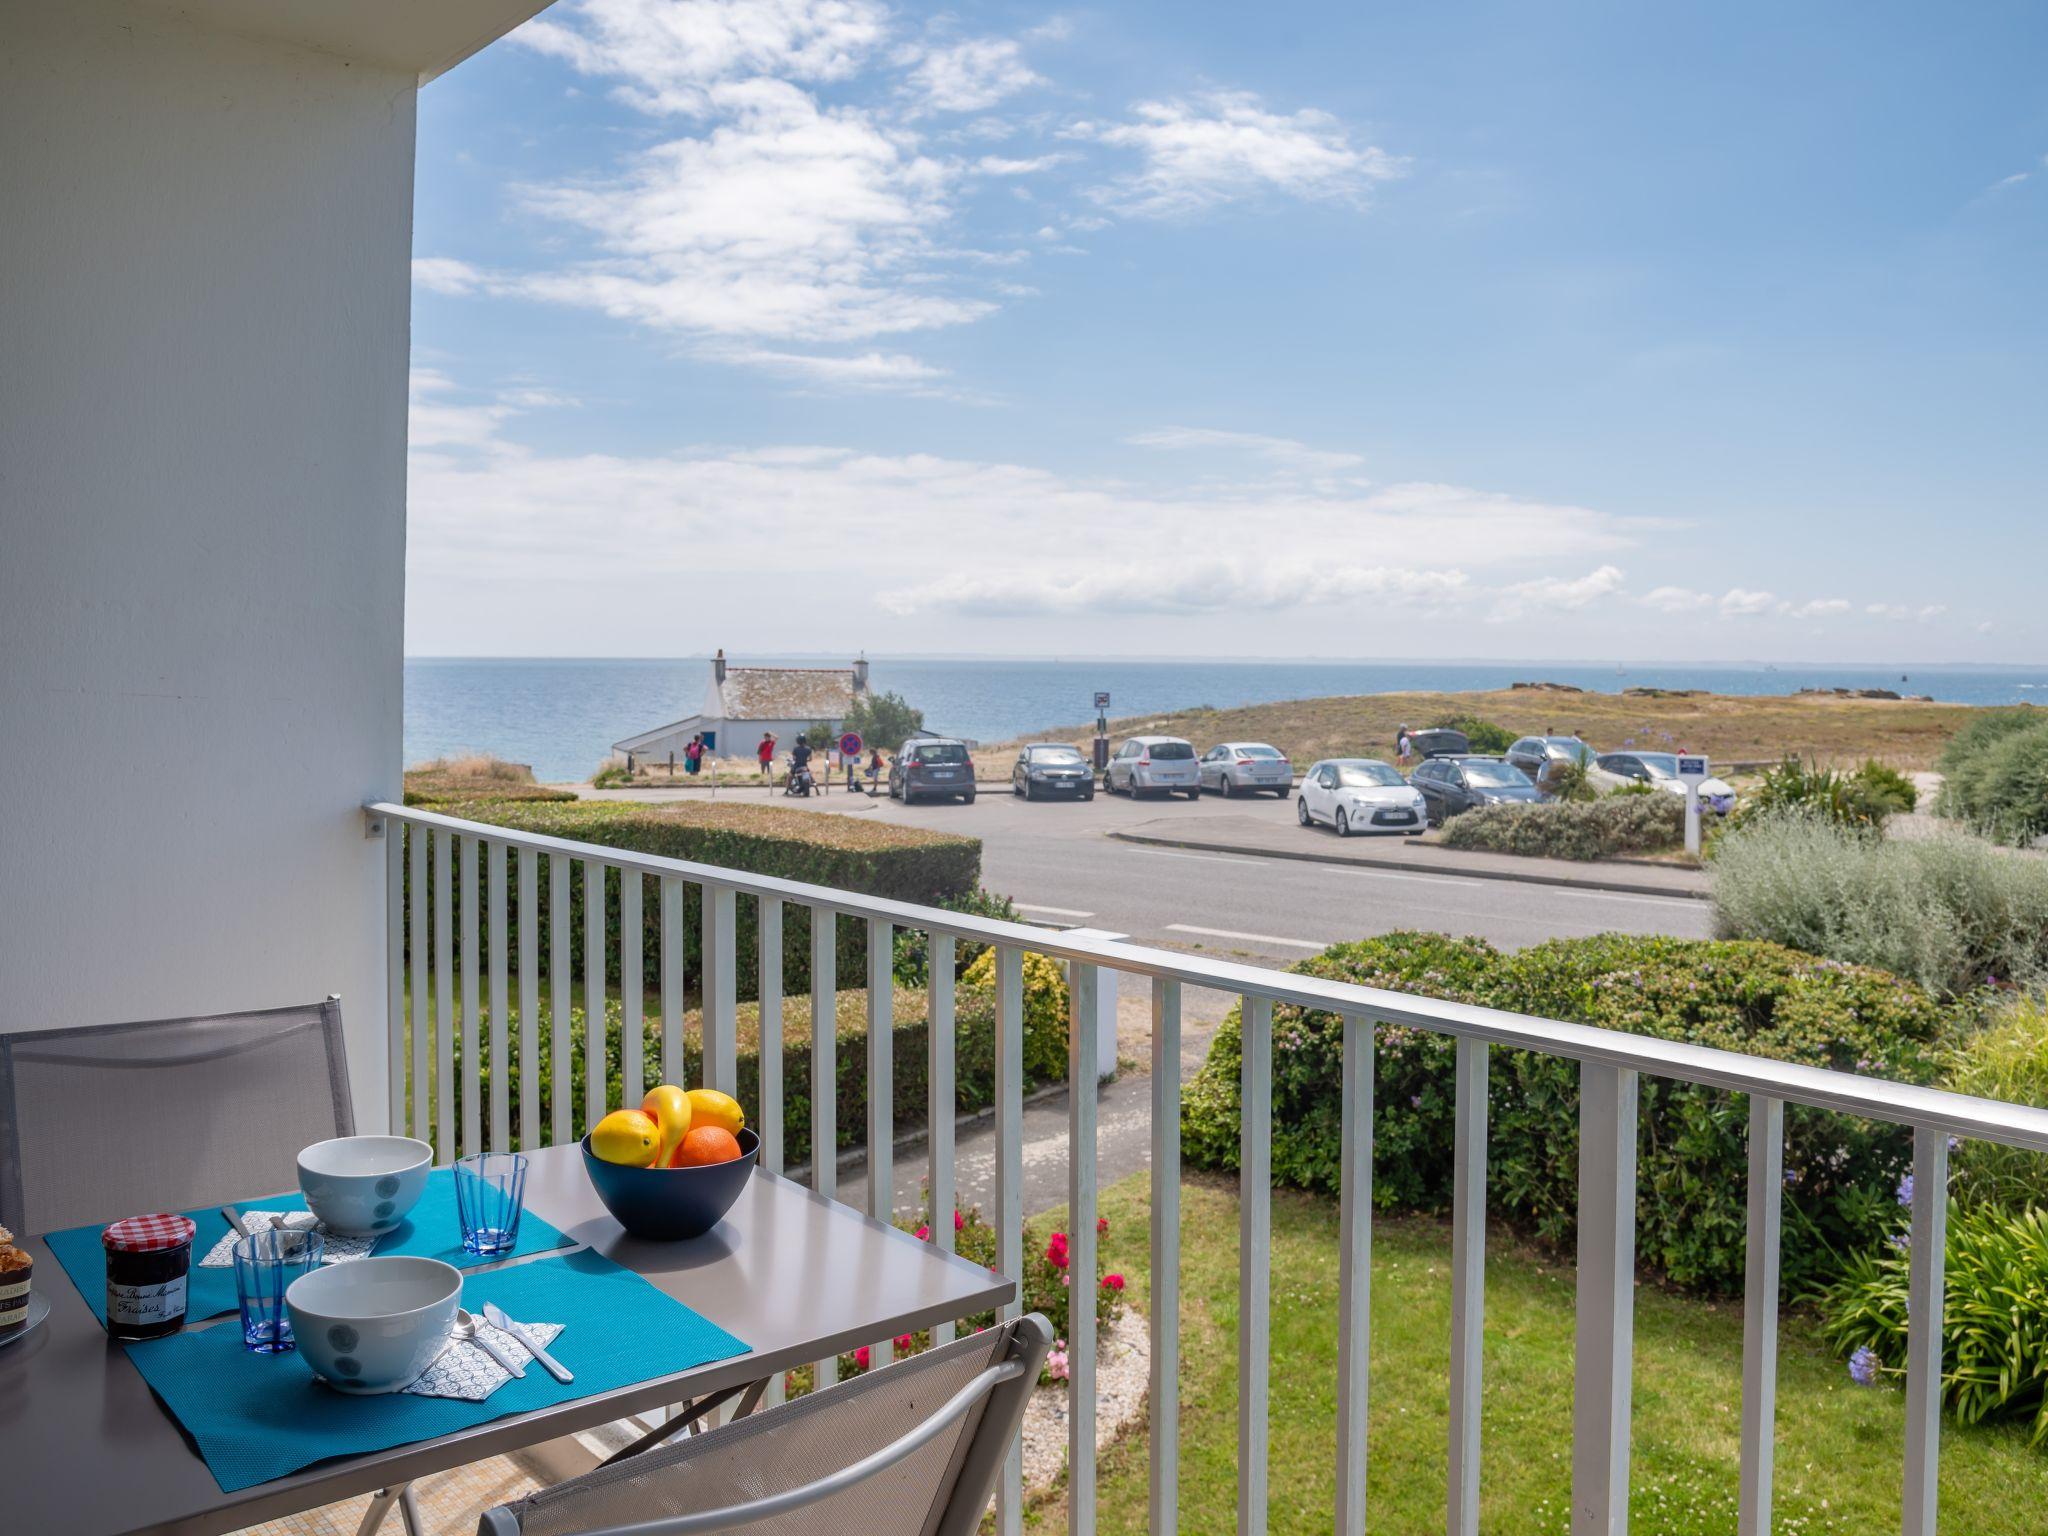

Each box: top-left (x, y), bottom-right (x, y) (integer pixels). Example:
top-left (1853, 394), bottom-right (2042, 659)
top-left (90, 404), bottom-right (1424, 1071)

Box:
top-left (367, 800), bottom-right (2048, 1536)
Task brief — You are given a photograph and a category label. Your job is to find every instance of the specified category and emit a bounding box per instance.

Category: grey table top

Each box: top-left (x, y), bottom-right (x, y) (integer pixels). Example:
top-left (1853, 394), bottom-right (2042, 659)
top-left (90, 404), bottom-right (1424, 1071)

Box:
top-left (1, 1149), bottom-right (1012, 1536)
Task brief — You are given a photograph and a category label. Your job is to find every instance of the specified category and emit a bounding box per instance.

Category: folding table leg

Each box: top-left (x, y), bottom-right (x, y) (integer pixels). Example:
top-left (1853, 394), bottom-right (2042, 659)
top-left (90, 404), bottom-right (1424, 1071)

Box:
top-left (397, 1486), bottom-right (426, 1536)
top-left (355, 1484), bottom-right (417, 1536)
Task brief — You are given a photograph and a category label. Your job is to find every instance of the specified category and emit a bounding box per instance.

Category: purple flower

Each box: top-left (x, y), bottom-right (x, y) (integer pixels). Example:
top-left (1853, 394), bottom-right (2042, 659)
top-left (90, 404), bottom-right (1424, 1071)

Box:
top-left (1848, 1346), bottom-right (1879, 1386)
top-left (1897, 1173), bottom-right (1914, 1209)
top-left (1887, 1231), bottom-right (1911, 1252)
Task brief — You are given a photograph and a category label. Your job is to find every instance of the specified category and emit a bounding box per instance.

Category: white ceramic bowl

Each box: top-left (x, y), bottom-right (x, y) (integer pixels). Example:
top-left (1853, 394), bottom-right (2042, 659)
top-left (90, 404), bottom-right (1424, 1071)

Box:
top-left (286, 1256), bottom-right (461, 1394)
top-left (297, 1135), bottom-right (432, 1237)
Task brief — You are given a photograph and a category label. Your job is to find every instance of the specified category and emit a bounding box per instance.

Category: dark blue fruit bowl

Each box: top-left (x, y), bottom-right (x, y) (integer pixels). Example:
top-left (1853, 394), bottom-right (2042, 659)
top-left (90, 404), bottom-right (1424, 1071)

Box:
top-left (580, 1127), bottom-right (759, 1241)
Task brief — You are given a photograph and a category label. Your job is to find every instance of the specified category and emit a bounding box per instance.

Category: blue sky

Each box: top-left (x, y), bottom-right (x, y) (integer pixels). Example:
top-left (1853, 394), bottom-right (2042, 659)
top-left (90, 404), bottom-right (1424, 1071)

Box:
top-left (407, 0), bottom-right (2047, 662)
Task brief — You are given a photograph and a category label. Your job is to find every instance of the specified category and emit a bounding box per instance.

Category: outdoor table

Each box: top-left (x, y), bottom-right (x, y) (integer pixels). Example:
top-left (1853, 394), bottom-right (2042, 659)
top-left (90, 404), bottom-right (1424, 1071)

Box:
top-left (0, 1147), bottom-right (1012, 1536)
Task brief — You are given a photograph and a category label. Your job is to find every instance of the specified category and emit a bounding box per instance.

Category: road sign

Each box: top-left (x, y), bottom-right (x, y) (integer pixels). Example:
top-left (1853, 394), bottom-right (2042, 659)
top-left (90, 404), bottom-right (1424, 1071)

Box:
top-left (1676, 756), bottom-right (1709, 779)
top-left (1094, 692), bottom-right (1111, 710)
top-left (1675, 754), bottom-right (1709, 855)
top-left (839, 731), bottom-right (863, 758)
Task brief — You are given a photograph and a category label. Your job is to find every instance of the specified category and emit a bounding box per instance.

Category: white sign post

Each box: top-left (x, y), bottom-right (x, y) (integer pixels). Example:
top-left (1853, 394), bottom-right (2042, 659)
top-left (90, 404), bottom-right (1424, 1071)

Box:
top-left (1676, 754), bottom-right (1710, 857)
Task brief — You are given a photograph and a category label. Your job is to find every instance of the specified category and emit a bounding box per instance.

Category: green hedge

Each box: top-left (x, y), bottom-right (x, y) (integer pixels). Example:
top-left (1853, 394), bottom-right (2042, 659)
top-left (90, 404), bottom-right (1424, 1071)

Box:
top-left (403, 800), bottom-right (980, 1004)
top-left (1180, 932), bottom-right (1950, 1296)
top-left (1439, 792), bottom-right (1684, 861)
top-left (1937, 708), bottom-right (2048, 845)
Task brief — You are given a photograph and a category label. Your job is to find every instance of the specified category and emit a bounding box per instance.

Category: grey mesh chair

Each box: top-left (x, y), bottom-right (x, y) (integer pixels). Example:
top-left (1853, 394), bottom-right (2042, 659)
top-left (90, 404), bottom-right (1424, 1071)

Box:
top-left (0, 996), bottom-right (354, 1236)
top-left (479, 1314), bottom-right (1053, 1536)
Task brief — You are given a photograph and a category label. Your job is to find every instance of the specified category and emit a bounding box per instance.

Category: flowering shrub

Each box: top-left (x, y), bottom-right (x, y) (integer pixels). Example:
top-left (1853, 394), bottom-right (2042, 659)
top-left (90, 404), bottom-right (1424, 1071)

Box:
top-left (1181, 931), bottom-right (1949, 1296)
top-left (1820, 1198), bottom-right (2048, 1442)
top-left (954, 947), bottom-right (1072, 1096)
top-left (1946, 996), bottom-right (2048, 1209)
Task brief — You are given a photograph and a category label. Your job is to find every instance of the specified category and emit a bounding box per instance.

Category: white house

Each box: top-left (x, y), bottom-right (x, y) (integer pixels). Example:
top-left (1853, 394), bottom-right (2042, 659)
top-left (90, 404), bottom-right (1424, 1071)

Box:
top-left (613, 651), bottom-right (870, 766)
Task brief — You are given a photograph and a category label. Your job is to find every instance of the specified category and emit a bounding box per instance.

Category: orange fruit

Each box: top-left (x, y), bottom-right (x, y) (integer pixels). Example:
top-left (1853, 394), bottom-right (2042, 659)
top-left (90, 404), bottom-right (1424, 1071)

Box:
top-left (671, 1126), bottom-right (741, 1168)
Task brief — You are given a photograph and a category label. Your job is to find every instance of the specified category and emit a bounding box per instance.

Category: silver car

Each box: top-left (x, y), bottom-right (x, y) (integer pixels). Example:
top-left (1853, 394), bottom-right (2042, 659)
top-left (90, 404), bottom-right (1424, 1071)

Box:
top-left (1198, 741), bottom-right (1293, 797)
top-left (1106, 735), bottom-right (1201, 798)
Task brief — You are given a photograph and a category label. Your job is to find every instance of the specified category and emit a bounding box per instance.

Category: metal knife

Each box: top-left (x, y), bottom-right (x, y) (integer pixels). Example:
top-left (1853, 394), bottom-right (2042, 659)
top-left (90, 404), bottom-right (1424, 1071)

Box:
top-left (221, 1206), bottom-right (250, 1238)
top-left (483, 1300), bottom-right (573, 1383)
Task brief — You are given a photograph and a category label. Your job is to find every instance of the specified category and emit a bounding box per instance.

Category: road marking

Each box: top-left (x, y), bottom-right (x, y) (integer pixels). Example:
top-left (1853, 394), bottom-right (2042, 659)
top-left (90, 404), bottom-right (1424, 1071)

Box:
top-left (1313, 859), bottom-right (1704, 907)
top-left (1166, 923), bottom-right (1334, 951)
top-left (1138, 848), bottom-right (1271, 868)
top-left (1014, 902), bottom-right (1096, 918)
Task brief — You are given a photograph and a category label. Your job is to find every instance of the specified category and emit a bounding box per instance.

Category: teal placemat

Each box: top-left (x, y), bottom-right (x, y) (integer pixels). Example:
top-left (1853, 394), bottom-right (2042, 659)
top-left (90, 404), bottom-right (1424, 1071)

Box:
top-left (45, 1167), bottom-right (574, 1328)
top-left (124, 1250), bottom-right (750, 1492)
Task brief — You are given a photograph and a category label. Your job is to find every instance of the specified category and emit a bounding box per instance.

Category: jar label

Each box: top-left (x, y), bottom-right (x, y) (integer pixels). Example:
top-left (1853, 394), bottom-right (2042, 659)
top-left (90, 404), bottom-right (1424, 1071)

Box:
top-left (108, 1275), bottom-right (187, 1326)
top-left (0, 1277), bottom-right (27, 1303)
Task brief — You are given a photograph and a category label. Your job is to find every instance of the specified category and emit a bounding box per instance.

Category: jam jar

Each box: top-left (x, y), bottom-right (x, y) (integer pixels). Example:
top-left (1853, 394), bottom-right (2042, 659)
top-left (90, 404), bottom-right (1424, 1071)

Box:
top-left (102, 1213), bottom-right (197, 1341)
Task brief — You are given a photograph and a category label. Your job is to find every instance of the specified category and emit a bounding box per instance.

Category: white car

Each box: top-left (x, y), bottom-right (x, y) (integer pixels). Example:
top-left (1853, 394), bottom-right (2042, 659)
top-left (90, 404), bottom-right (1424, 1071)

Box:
top-left (1296, 758), bottom-right (1428, 837)
top-left (1597, 752), bottom-right (1737, 814)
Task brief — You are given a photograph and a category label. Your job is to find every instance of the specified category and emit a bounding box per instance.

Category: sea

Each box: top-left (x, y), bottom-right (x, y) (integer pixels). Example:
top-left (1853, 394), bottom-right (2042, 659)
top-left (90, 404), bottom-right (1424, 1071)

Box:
top-left (405, 657), bottom-right (2048, 784)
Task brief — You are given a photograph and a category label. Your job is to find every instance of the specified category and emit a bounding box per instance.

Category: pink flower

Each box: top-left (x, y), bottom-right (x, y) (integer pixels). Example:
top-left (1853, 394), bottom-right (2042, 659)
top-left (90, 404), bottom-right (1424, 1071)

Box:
top-left (1045, 1347), bottom-right (1069, 1382)
top-left (914, 1224), bottom-right (930, 1241)
top-left (1061, 1272), bottom-right (1070, 1287)
top-left (954, 1209), bottom-right (965, 1231)
top-left (1101, 1273), bottom-right (1125, 1291)
top-left (1097, 1216), bottom-right (1109, 1235)
top-left (1045, 1232), bottom-right (1070, 1269)
top-left (854, 1346), bottom-right (871, 1370)
top-left (894, 1333), bottom-right (914, 1351)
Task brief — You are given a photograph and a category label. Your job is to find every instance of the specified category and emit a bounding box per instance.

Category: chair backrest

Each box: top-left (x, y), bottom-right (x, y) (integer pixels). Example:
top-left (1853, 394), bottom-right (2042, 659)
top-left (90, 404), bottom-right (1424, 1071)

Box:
top-left (0, 998), bottom-right (353, 1235)
top-left (480, 1314), bottom-right (1054, 1536)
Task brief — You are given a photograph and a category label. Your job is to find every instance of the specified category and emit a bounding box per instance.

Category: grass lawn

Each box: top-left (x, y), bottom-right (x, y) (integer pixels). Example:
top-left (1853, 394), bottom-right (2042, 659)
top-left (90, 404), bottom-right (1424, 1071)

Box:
top-left (1025, 1172), bottom-right (2046, 1535)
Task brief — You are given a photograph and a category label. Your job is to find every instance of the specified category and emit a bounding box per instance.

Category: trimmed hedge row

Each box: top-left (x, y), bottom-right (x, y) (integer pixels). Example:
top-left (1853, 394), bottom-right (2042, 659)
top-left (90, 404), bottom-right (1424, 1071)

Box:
top-left (1180, 931), bottom-right (1950, 1296)
top-left (404, 800), bottom-right (980, 1004)
top-left (1438, 792), bottom-right (1684, 861)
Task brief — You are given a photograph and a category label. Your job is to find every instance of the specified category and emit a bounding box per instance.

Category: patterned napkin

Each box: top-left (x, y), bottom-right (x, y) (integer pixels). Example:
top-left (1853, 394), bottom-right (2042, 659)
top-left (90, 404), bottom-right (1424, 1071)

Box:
top-left (199, 1212), bottom-right (377, 1267)
top-left (402, 1319), bottom-right (565, 1402)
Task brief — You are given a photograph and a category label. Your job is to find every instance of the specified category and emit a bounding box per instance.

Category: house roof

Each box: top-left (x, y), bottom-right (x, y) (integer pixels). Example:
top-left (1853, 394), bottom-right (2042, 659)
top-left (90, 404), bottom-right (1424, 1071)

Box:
top-left (612, 714), bottom-right (707, 755)
top-left (718, 666), bottom-right (856, 721)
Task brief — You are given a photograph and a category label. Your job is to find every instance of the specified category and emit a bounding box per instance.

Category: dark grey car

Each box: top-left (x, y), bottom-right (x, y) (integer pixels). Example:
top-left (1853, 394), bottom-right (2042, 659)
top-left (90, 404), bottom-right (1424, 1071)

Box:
top-left (1410, 755), bottom-right (1541, 825)
top-left (1012, 743), bottom-right (1095, 801)
top-left (889, 738), bottom-right (977, 804)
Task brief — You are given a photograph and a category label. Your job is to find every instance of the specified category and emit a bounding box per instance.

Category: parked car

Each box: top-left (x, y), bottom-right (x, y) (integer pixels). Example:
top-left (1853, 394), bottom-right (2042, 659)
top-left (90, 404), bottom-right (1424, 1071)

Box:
top-left (1012, 743), bottom-right (1095, 801)
top-left (889, 738), bottom-right (977, 804)
top-left (1410, 755), bottom-right (1542, 825)
top-left (1198, 741), bottom-right (1293, 797)
top-left (1407, 727), bottom-right (1470, 759)
top-left (1296, 759), bottom-right (1427, 836)
top-left (1105, 735), bottom-right (1201, 798)
top-left (1597, 752), bottom-right (1737, 814)
top-left (1505, 735), bottom-right (1624, 798)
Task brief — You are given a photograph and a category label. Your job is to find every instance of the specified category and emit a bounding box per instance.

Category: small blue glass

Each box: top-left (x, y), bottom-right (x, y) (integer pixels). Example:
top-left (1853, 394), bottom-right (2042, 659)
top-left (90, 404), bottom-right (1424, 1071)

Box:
top-left (455, 1152), bottom-right (528, 1257)
top-left (232, 1227), bottom-right (323, 1353)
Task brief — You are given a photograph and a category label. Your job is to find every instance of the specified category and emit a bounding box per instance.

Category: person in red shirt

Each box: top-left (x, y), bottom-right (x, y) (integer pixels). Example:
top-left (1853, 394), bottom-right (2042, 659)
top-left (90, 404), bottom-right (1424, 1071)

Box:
top-left (756, 731), bottom-right (776, 786)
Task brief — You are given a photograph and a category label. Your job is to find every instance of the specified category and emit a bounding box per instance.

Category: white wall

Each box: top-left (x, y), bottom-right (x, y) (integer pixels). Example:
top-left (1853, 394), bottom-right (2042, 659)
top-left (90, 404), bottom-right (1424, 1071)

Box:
top-left (0, 0), bottom-right (417, 1124)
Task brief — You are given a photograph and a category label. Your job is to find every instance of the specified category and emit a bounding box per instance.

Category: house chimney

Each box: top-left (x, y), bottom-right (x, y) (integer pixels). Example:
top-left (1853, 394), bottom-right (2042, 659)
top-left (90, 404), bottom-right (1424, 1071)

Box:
top-left (714, 648), bottom-right (727, 685)
top-left (852, 654), bottom-right (869, 693)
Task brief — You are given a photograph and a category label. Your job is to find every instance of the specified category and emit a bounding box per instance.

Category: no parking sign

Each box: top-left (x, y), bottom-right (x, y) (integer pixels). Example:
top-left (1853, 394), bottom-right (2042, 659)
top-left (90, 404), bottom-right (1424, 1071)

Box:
top-left (839, 731), bottom-right (863, 758)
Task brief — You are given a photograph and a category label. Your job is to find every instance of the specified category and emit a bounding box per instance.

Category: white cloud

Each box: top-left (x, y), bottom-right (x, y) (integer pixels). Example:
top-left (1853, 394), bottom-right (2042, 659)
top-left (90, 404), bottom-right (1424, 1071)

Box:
top-left (975, 154), bottom-right (1067, 176)
top-left (1489, 565), bottom-right (1627, 622)
top-left (1781, 597), bottom-right (1851, 620)
top-left (879, 561), bottom-right (1467, 617)
top-left (413, 257), bottom-right (485, 294)
top-left (1867, 602), bottom-right (1948, 622)
top-left (1640, 585), bottom-right (1715, 613)
top-left (514, 0), bottom-right (889, 116)
top-left (706, 346), bottom-right (949, 386)
top-left (1718, 588), bottom-right (1778, 617)
top-left (1126, 425), bottom-right (1364, 474)
top-left (1070, 89), bottom-right (1406, 216)
top-left (904, 37), bottom-right (1044, 114)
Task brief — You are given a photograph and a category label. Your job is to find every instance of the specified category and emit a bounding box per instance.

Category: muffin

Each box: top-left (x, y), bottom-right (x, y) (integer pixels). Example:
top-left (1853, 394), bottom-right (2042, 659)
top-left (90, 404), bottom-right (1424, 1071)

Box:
top-left (0, 1243), bottom-right (30, 1337)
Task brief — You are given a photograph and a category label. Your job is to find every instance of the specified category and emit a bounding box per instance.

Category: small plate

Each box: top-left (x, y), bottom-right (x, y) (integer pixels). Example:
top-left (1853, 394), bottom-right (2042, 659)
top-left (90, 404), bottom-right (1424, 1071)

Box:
top-left (0, 1291), bottom-right (51, 1348)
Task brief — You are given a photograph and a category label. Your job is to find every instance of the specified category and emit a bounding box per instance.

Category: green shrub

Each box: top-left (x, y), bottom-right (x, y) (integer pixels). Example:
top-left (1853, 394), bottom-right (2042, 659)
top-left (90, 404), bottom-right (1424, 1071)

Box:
top-left (405, 800), bottom-right (979, 1004)
top-left (1711, 812), bottom-right (2048, 997)
top-left (1946, 996), bottom-right (2048, 1210)
top-left (1851, 759), bottom-right (1919, 816)
top-left (590, 763), bottom-right (632, 789)
top-left (842, 689), bottom-right (925, 753)
top-left (1181, 932), bottom-right (1949, 1295)
top-left (1939, 714), bottom-right (2048, 845)
top-left (1430, 714), bottom-right (1515, 753)
top-left (1732, 755), bottom-right (1901, 832)
top-left (1819, 1200), bottom-right (2048, 1442)
top-left (954, 948), bottom-right (1071, 1097)
top-left (891, 888), bottom-right (1026, 986)
top-left (1439, 792), bottom-right (1684, 861)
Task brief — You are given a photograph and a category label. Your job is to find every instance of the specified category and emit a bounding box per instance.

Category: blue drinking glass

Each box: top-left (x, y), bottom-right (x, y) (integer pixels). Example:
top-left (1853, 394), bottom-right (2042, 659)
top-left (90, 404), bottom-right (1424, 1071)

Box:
top-left (455, 1152), bottom-right (528, 1257)
top-left (233, 1227), bottom-right (324, 1353)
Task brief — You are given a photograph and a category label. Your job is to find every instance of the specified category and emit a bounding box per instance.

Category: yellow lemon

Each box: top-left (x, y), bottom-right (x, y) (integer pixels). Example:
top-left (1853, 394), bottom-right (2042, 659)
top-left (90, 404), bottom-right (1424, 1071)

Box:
top-left (686, 1088), bottom-right (745, 1137)
top-left (641, 1084), bottom-right (693, 1165)
top-left (591, 1108), bottom-right (661, 1167)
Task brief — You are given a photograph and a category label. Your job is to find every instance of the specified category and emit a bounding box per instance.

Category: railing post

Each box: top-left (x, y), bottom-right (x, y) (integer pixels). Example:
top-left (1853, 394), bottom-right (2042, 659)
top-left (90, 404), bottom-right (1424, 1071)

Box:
top-left (705, 886), bottom-right (737, 1097)
top-left (1738, 1095), bottom-right (1783, 1536)
top-left (433, 828), bottom-right (455, 1163)
top-left (1337, 1013), bottom-right (1373, 1536)
top-left (928, 934), bottom-right (956, 1348)
top-left (549, 852), bottom-right (572, 1148)
top-left (460, 835), bottom-right (481, 1160)
top-left (1571, 1062), bottom-right (1639, 1536)
top-left (994, 944), bottom-right (1024, 1536)
top-left (583, 859), bottom-right (606, 1131)
top-left (620, 872), bottom-right (642, 1113)
top-left (487, 840), bottom-right (509, 1154)
top-left (1448, 1037), bottom-right (1489, 1536)
top-left (1069, 961), bottom-right (1101, 1536)
top-left (384, 821), bottom-right (405, 1137)
top-left (1902, 1127), bottom-right (1949, 1536)
top-left (518, 848), bottom-right (538, 1151)
top-left (408, 816), bottom-right (430, 1145)
top-left (811, 906), bottom-right (838, 1391)
top-left (1150, 977), bottom-right (1181, 1536)
top-left (659, 876), bottom-right (683, 1086)
top-left (758, 897), bottom-right (783, 1177)
top-left (868, 917), bottom-right (895, 1369)
top-left (1239, 994), bottom-right (1272, 1536)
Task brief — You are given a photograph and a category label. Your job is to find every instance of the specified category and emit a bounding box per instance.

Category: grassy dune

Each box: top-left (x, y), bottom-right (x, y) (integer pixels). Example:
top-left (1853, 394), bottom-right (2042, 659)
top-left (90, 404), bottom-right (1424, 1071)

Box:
top-left (993, 687), bottom-right (1990, 773)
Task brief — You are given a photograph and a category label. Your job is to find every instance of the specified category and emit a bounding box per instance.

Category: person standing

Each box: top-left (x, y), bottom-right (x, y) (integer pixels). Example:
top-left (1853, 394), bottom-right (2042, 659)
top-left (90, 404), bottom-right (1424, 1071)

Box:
top-left (1396, 723), bottom-right (1412, 763)
top-left (866, 746), bottom-right (885, 797)
top-left (684, 733), bottom-right (703, 777)
top-left (757, 731), bottom-right (777, 787)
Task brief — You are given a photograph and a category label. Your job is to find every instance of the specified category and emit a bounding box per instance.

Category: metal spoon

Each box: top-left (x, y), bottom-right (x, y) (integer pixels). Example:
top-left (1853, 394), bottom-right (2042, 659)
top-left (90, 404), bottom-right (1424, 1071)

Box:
top-left (452, 1307), bottom-right (525, 1377)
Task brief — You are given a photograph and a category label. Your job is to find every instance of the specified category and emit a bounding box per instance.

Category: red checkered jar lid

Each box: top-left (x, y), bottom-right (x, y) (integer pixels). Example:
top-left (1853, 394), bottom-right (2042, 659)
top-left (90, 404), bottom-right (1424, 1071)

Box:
top-left (102, 1213), bottom-right (198, 1253)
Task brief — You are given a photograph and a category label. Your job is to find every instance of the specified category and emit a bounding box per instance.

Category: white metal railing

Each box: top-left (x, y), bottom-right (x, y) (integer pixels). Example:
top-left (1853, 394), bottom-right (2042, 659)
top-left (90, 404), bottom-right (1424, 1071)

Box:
top-left (367, 801), bottom-right (2048, 1536)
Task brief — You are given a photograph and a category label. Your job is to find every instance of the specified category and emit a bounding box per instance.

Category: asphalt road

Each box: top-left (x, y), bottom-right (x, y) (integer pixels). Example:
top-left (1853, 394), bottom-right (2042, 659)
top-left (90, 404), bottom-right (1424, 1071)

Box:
top-left (586, 777), bottom-right (1715, 962)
